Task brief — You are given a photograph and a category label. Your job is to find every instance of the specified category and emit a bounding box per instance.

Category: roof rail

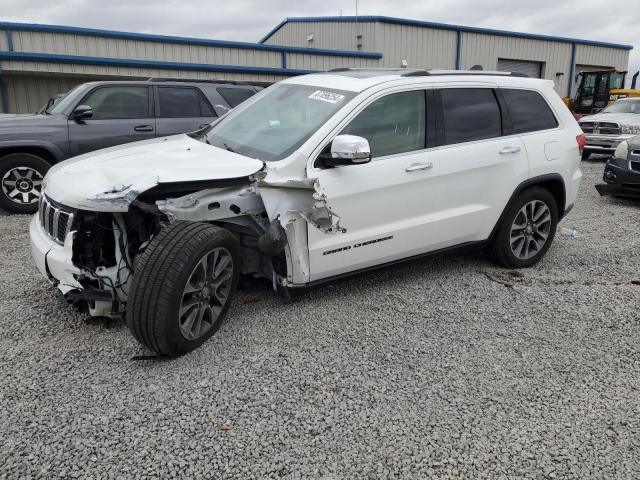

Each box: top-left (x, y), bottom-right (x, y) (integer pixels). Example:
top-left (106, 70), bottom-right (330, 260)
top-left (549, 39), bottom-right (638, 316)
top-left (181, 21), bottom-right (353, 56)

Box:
top-left (147, 77), bottom-right (273, 87)
top-left (325, 68), bottom-right (529, 78)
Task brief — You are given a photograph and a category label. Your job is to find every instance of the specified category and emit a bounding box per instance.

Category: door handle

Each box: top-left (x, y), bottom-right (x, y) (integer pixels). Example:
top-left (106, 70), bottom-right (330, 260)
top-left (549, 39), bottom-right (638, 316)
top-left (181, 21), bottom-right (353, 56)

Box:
top-left (134, 125), bottom-right (154, 132)
top-left (405, 162), bottom-right (434, 172)
top-left (499, 146), bottom-right (521, 155)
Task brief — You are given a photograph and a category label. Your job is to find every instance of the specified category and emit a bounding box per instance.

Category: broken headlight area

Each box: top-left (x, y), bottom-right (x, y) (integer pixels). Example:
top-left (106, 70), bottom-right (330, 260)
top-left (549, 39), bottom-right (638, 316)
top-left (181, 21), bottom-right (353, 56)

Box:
top-left (68, 204), bottom-right (163, 316)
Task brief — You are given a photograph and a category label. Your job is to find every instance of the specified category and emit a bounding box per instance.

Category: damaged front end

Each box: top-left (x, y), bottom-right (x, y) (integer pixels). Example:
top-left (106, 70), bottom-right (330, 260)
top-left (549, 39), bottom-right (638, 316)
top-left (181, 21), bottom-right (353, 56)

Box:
top-left (32, 165), bottom-right (344, 319)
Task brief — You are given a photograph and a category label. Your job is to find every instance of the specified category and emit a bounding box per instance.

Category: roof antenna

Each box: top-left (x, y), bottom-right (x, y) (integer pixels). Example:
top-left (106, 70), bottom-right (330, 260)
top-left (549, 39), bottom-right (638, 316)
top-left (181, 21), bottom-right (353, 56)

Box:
top-left (470, 65), bottom-right (484, 71)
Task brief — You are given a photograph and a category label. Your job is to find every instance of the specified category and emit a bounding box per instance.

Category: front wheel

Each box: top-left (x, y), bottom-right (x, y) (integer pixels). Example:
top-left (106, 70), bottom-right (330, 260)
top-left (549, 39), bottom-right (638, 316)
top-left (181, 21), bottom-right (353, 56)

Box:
top-left (0, 153), bottom-right (51, 214)
top-left (490, 187), bottom-right (558, 268)
top-left (128, 221), bottom-right (240, 357)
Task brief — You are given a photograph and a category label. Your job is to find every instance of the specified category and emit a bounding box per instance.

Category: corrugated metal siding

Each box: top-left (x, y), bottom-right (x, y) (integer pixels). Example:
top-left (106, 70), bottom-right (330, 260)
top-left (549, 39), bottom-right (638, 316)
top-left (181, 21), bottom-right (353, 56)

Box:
top-left (3, 74), bottom-right (83, 113)
top-left (265, 21), bottom-right (378, 52)
top-left (460, 32), bottom-right (573, 93)
top-left (285, 53), bottom-right (378, 70)
top-left (374, 23), bottom-right (456, 69)
top-left (9, 30), bottom-right (280, 67)
top-left (0, 31), bottom-right (8, 51)
top-left (575, 45), bottom-right (629, 71)
top-left (0, 60), bottom-right (288, 82)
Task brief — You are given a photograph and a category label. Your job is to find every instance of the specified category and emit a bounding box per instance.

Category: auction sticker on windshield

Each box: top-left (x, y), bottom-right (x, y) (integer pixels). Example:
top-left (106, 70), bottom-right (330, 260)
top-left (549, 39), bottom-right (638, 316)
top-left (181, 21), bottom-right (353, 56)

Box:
top-left (308, 90), bottom-right (346, 104)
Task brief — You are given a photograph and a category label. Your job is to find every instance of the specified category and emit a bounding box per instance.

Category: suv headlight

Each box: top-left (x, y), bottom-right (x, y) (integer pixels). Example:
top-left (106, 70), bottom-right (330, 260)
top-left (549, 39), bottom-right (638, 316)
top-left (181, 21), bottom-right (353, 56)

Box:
top-left (614, 141), bottom-right (629, 159)
top-left (620, 125), bottom-right (640, 135)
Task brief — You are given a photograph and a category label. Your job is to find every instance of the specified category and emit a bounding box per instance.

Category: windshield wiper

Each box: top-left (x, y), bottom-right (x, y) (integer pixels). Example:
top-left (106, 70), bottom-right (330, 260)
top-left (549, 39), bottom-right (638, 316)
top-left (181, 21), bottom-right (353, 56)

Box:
top-left (222, 142), bottom-right (235, 153)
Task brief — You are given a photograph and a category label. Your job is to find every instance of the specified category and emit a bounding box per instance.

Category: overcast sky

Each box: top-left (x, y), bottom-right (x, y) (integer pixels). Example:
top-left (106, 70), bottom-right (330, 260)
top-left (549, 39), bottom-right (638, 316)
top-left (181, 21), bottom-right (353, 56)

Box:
top-left (2, 0), bottom-right (638, 79)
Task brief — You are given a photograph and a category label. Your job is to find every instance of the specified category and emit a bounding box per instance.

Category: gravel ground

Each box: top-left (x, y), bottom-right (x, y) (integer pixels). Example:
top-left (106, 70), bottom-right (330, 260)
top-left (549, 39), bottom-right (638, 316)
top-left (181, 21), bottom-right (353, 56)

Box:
top-left (1, 159), bottom-right (639, 479)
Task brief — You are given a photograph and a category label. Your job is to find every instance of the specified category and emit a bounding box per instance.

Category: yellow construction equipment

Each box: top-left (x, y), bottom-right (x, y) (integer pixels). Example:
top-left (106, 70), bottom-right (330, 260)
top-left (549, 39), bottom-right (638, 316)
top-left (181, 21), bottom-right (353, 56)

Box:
top-left (563, 69), bottom-right (640, 118)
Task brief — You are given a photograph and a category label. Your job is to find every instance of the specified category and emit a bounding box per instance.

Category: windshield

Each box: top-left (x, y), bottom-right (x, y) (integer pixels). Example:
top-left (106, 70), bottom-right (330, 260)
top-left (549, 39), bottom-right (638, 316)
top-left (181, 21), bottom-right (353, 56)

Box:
top-left (602, 99), bottom-right (640, 114)
top-left (204, 83), bottom-right (356, 161)
top-left (47, 84), bottom-right (85, 114)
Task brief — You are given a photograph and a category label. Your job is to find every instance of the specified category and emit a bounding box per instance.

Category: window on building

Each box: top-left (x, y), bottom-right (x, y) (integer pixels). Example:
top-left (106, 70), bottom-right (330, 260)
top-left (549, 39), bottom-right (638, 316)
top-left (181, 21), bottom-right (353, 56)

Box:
top-left (440, 88), bottom-right (502, 145)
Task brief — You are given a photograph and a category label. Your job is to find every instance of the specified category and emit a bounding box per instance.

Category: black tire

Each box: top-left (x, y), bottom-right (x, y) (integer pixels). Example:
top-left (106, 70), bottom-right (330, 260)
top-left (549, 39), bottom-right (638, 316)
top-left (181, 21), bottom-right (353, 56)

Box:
top-left (581, 151), bottom-right (591, 161)
top-left (128, 221), bottom-right (240, 357)
top-left (0, 153), bottom-right (51, 214)
top-left (490, 186), bottom-right (558, 269)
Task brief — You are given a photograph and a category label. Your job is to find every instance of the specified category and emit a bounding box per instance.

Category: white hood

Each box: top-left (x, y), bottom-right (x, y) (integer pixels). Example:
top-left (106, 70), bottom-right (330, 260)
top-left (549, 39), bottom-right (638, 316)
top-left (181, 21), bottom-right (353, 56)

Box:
top-left (44, 134), bottom-right (264, 211)
top-left (580, 112), bottom-right (640, 126)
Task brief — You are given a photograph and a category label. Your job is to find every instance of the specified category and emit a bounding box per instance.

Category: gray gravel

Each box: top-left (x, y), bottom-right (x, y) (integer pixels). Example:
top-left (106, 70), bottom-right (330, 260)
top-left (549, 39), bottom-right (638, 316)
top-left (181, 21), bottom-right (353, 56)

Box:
top-left (1, 159), bottom-right (639, 479)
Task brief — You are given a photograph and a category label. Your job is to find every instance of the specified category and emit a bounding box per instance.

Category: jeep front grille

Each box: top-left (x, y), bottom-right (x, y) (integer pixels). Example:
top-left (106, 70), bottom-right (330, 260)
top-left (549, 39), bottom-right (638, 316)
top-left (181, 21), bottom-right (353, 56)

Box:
top-left (39, 195), bottom-right (75, 244)
top-left (580, 121), bottom-right (621, 135)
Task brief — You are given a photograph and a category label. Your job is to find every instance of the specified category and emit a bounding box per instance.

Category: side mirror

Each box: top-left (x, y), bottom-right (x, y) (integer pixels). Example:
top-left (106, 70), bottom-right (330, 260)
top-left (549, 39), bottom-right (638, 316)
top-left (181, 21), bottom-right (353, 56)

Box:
top-left (320, 134), bottom-right (371, 168)
top-left (71, 105), bottom-right (93, 121)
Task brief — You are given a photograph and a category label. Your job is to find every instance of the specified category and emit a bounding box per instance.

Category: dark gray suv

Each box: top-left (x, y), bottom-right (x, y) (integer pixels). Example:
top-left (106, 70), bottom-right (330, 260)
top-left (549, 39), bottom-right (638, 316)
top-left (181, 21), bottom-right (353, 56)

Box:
top-left (0, 78), bottom-right (264, 213)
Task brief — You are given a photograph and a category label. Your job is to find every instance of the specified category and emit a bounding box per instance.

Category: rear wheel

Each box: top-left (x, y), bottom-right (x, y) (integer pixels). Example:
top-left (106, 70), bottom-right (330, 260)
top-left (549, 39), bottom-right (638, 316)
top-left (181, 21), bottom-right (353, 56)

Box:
top-left (490, 187), bottom-right (558, 268)
top-left (128, 221), bottom-right (240, 357)
top-left (0, 153), bottom-right (51, 214)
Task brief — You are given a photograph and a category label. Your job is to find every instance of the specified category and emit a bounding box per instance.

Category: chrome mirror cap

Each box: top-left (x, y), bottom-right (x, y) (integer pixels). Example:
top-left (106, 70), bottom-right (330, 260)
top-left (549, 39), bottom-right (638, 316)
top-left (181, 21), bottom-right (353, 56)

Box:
top-left (330, 134), bottom-right (371, 163)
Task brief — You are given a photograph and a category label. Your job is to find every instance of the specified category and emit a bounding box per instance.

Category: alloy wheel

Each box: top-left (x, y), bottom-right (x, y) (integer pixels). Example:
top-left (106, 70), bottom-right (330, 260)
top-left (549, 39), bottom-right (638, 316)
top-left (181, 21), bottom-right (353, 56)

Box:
top-left (179, 247), bottom-right (234, 340)
top-left (1, 167), bottom-right (43, 205)
top-left (510, 200), bottom-right (552, 260)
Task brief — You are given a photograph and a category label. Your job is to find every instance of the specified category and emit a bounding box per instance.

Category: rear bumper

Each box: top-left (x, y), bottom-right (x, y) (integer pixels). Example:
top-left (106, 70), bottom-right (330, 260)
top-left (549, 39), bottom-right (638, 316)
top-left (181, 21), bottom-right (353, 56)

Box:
top-left (584, 134), bottom-right (635, 154)
top-left (595, 157), bottom-right (640, 198)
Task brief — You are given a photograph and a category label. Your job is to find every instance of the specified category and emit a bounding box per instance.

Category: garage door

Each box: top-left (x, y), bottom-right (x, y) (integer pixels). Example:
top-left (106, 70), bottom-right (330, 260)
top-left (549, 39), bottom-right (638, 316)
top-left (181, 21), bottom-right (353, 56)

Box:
top-left (497, 59), bottom-right (542, 78)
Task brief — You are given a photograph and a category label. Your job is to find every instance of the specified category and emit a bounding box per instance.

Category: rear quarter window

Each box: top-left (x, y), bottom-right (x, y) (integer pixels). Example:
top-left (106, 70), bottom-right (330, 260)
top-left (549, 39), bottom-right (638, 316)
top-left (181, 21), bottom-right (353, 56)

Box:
top-left (217, 88), bottom-right (256, 108)
top-left (502, 89), bottom-right (558, 133)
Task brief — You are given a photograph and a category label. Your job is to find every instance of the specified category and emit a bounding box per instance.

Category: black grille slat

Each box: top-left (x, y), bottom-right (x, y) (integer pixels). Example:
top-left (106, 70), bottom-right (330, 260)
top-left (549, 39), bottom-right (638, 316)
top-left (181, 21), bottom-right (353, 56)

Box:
top-left (38, 195), bottom-right (75, 245)
top-left (631, 161), bottom-right (640, 172)
top-left (580, 122), bottom-right (595, 133)
top-left (580, 121), bottom-right (621, 135)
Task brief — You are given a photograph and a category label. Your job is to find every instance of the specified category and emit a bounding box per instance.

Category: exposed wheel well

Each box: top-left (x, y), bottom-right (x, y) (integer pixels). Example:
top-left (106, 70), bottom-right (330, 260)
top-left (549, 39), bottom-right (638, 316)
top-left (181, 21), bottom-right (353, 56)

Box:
top-left (0, 146), bottom-right (56, 165)
top-left (490, 174), bottom-right (567, 241)
top-left (528, 176), bottom-right (566, 219)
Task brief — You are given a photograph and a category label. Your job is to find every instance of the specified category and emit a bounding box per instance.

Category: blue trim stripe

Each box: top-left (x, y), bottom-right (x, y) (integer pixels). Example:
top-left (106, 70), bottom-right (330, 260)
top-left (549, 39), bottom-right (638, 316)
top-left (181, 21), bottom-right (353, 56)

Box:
top-left (455, 30), bottom-right (462, 70)
top-left (0, 21), bottom-right (382, 59)
top-left (5, 30), bottom-right (13, 51)
top-left (0, 51), bottom-right (317, 76)
top-left (0, 68), bottom-right (8, 113)
top-left (260, 16), bottom-right (634, 51)
top-left (567, 43), bottom-right (577, 97)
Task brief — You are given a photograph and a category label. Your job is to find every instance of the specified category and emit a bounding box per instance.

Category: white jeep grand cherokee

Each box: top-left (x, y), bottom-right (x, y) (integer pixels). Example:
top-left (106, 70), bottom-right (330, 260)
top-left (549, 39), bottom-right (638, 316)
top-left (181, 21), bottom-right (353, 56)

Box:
top-left (31, 68), bottom-right (584, 356)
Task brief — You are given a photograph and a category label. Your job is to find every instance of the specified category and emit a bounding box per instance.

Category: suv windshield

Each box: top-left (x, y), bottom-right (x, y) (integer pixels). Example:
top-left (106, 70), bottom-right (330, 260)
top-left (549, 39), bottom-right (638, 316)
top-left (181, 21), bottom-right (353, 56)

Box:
top-left (602, 99), bottom-right (640, 114)
top-left (204, 84), bottom-right (356, 161)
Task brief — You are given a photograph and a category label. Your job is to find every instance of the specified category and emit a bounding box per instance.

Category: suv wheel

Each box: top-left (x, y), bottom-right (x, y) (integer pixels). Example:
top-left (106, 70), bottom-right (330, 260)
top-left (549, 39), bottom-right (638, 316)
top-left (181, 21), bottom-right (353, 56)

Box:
top-left (490, 187), bottom-right (558, 268)
top-left (128, 221), bottom-right (240, 357)
top-left (0, 153), bottom-right (51, 214)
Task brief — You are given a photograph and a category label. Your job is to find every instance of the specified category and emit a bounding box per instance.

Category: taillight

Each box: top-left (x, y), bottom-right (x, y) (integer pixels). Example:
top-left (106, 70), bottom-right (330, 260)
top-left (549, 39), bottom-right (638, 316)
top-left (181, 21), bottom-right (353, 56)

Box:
top-left (576, 134), bottom-right (586, 153)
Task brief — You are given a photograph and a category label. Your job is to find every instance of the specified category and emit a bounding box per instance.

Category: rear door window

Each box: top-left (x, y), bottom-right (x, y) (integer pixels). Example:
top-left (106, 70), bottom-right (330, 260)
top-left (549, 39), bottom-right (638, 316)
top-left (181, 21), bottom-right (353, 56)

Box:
top-left (217, 88), bottom-right (257, 108)
top-left (158, 87), bottom-right (215, 118)
top-left (502, 89), bottom-right (558, 133)
top-left (440, 88), bottom-right (502, 145)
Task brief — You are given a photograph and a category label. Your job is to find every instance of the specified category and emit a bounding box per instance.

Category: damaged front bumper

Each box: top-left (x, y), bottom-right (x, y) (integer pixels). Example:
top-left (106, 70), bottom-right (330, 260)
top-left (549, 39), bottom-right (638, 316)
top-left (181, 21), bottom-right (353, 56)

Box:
top-left (595, 156), bottom-right (640, 199)
top-left (30, 208), bottom-right (120, 317)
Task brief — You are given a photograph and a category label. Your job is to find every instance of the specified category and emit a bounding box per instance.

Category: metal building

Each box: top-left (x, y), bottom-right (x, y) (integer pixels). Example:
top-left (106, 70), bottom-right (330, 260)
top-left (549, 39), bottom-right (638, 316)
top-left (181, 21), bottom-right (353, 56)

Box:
top-left (0, 16), bottom-right (633, 113)
top-left (0, 22), bottom-right (381, 113)
top-left (260, 16), bottom-right (633, 97)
